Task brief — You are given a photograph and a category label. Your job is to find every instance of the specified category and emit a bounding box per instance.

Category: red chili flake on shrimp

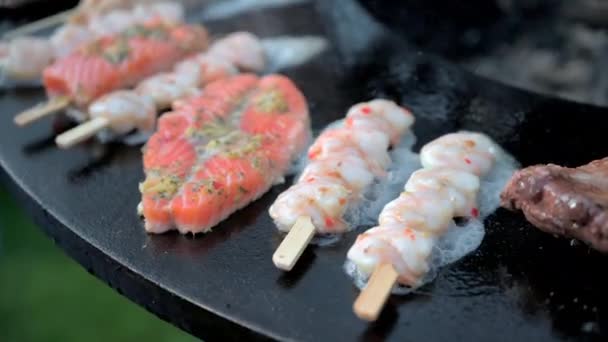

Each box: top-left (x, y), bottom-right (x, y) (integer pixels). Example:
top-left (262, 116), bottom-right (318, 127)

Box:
top-left (345, 117), bottom-right (354, 126)
top-left (464, 158), bottom-right (472, 164)
top-left (471, 208), bottom-right (479, 218)
top-left (403, 228), bottom-right (416, 240)
top-left (325, 216), bottom-right (335, 228)
top-left (339, 198), bottom-right (346, 205)
top-left (308, 150), bottom-right (320, 159)
top-left (361, 106), bottom-right (371, 114)
top-left (306, 177), bottom-right (315, 183)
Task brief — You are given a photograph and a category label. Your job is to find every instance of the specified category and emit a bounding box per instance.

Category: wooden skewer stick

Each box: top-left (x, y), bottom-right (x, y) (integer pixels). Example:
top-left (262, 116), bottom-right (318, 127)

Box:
top-left (2, 9), bottom-right (75, 40)
top-left (353, 263), bottom-right (399, 322)
top-left (14, 96), bottom-right (71, 127)
top-left (55, 116), bottom-right (109, 148)
top-left (272, 216), bottom-right (315, 271)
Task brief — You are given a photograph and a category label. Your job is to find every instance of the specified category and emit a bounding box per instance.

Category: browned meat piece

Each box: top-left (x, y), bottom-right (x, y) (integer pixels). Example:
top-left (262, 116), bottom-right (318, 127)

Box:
top-left (501, 158), bottom-right (608, 252)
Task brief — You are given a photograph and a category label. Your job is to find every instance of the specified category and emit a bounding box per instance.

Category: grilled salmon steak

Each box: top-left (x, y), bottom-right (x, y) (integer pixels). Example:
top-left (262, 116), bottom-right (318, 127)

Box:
top-left (140, 74), bottom-right (310, 234)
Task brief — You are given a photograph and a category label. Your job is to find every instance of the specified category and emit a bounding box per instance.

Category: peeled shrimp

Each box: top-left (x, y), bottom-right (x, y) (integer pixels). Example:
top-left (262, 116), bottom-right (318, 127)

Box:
top-left (420, 131), bottom-right (497, 176)
top-left (135, 72), bottom-right (199, 109)
top-left (378, 190), bottom-right (455, 234)
top-left (132, 2), bottom-right (184, 23)
top-left (307, 127), bottom-right (391, 174)
top-left (346, 100), bottom-right (414, 144)
top-left (0, 38), bottom-right (55, 81)
top-left (348, 223), bottom-right (435, 286)
top-left (405, 168), bottom-right (480, 217)
top-left (268, 179), bottom-right (351, 234)
top-left (347, 131), bottom-right (502, 289)
top-left (88, 90), bottom-right (156, 135)
top-left (174, 55), bottom-right (238, 88)
top-left (207, 32), bottom-right (266, 72)
top-left (269, 99), bottom-right (415, 235)
top-left (50, 25), bottom-right (95, 58)
top-left (298, 152), bottom-right (376, 194)
top-left (88, 9), bottom-right (134, 36)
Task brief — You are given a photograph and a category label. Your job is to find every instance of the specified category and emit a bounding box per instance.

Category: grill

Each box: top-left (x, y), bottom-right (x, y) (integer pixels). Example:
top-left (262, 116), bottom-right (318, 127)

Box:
top-left (0, 0), bottom-right (606, 340)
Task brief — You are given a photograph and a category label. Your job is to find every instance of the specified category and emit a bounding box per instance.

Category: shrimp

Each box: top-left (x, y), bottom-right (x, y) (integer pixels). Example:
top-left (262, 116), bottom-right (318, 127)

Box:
top-left (379, 190), bottom-right (455, 234)
top-left (51, 25), bottom-right (96, 58)
top-left (207, 32), bottom-right (266, 72)
top-left (268, 179), bottom-right (351, 234)
top-left (347, 223), bottom-right (435, 286)
top-left (347, 131), bottom-right (504, 289)
top-left (298, 151), bottom-right (376, 193)
top-left (1, 38), bottom-right (55, 81)
top-left (346, 99), bottom-right (414, 144)
top-left (269, 99), bottom-right (415, 235)
top-left (405, 168), bottom-right (481, 217)
top-left (132, 2), bottom-right (184, 23)
top-left (135, 72), bottom-right (199, 109)
top-left (174, 55), bottom-right (238, 89)
top-left (88, 9), bottom-right (134, 36)
top-left (420, 131), bottom-right (497, 176)
top-left (88, 90), bottom-right (156, 134)
top-left (307, 127), bottom-right (391, 174)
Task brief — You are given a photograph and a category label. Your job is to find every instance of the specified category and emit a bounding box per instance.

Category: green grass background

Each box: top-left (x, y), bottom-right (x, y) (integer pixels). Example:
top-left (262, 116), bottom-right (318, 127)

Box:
top-left (0, 185), bottom-right (198, 342)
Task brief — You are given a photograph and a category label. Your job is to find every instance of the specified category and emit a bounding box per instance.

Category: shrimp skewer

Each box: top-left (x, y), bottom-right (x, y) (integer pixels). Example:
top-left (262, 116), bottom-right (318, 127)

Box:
top-left (140, 74), bottom-right (310, 234)
top-left (348, 131), bottom-right (504, 321)
top-left (2, 0), bottom-right (179, 40)
top-left (269, 100), bottom-right (415, 271)
top-left (13, 19), bottom-right (208, 127)
top-left (1, 2), bottom-right (185, 88)
top-left (56, 32), bottom-right (265, 148)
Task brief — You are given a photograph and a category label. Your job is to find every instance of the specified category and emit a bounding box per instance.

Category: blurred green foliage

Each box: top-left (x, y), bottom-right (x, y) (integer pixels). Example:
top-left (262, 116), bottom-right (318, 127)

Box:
top-left (0, 186), bottom-right (198, 342)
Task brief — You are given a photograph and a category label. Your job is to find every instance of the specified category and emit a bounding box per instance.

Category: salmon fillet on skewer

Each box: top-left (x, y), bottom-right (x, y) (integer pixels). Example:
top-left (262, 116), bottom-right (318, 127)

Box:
top-left (43, 19), bottom-right (208, 108)
top-left (14, 19), bottom-right (208, 127)
top-left (2, 2), bottom-right (185, 87)
top-left (140, 74), bottom-right (310, 234)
